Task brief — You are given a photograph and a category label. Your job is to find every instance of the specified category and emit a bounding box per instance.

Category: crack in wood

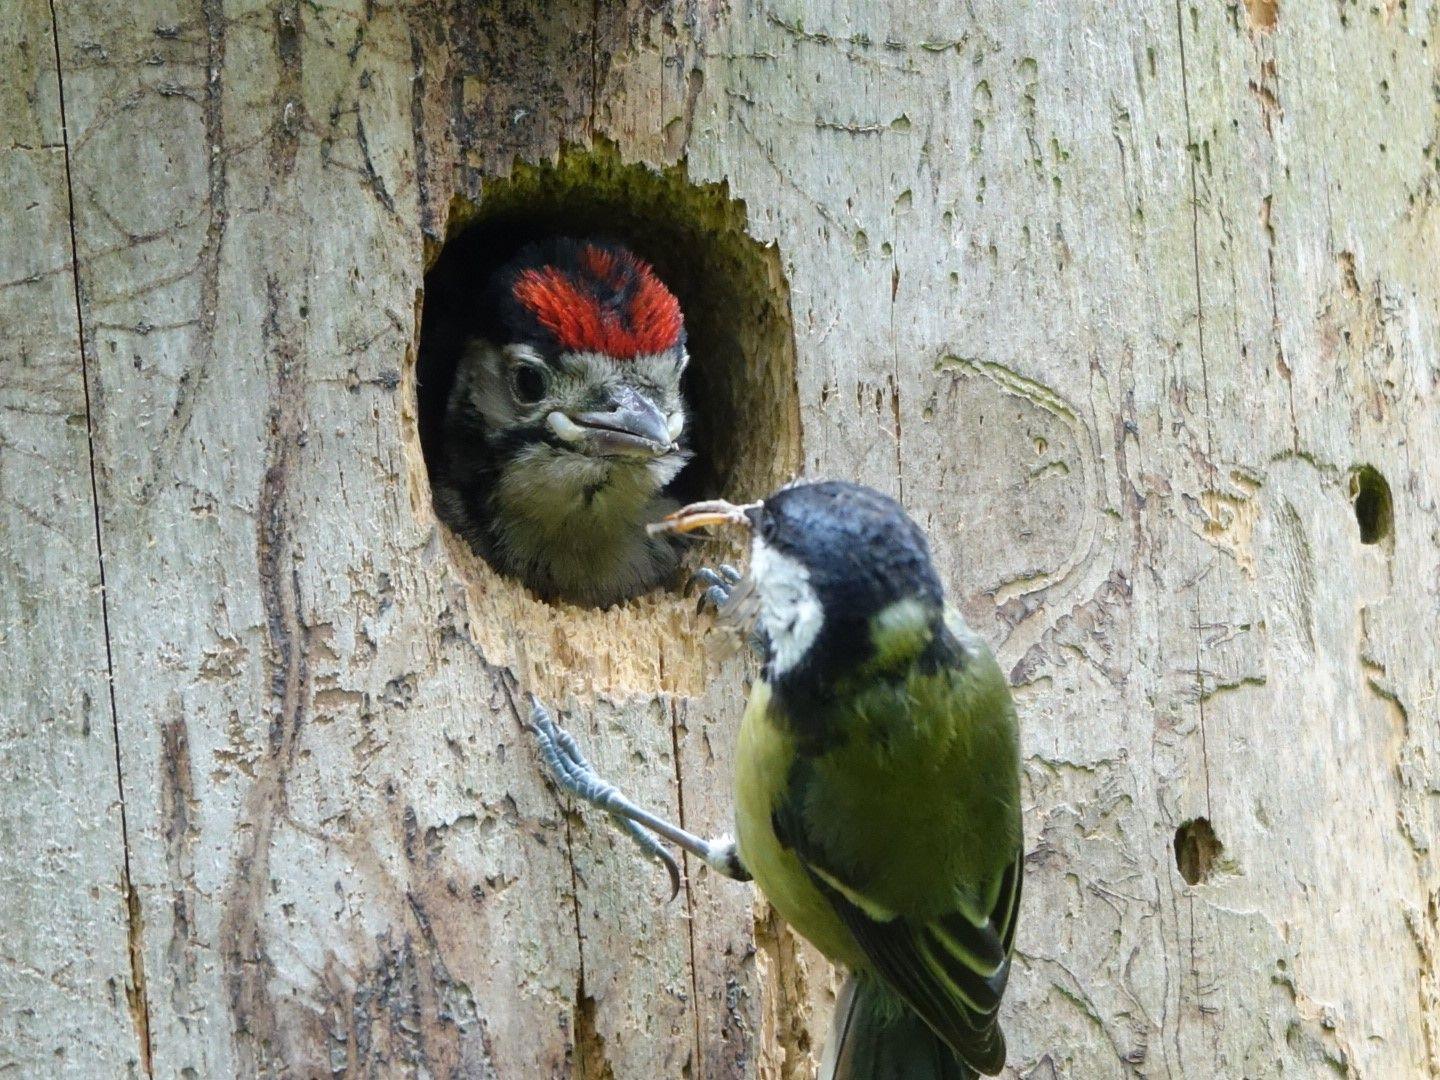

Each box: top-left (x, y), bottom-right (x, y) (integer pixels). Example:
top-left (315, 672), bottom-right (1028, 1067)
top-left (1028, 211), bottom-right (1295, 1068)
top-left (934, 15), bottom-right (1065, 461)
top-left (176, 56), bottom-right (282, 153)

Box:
top-left (667, 696), bottom-right (706, 1077)
top-left (498, 672), bottom-right (601, 1078)
top-left (1171, 0), bottom-right (1215, 826)
top-left (44, 1), bottom-right (153, 1072)
top-left (1170, 6), bottom-right (1217, 1072)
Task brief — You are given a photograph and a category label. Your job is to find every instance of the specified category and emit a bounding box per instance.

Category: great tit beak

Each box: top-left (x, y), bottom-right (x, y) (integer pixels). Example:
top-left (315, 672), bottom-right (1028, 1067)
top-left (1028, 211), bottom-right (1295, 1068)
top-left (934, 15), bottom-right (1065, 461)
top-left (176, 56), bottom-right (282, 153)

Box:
top-left (646, 499), bottom-right (764, 537)
top-left (548, 385), bottom-right (676, 457)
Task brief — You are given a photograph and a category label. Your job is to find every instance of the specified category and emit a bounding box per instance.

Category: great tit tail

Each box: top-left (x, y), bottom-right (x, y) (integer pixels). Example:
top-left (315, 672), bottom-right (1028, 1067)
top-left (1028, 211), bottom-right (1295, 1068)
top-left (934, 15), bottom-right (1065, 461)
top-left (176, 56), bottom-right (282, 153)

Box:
top-left (820, 973), bottom-right (976, 1080)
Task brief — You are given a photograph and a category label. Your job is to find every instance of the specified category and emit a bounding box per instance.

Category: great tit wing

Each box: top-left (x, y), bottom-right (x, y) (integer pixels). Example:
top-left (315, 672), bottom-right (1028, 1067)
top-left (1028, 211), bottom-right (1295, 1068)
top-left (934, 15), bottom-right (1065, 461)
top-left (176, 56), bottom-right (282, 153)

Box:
top-left (800, 843), bottom-right (1023, 1076)
top-left (766, 610), bottom-right (1022, 1073)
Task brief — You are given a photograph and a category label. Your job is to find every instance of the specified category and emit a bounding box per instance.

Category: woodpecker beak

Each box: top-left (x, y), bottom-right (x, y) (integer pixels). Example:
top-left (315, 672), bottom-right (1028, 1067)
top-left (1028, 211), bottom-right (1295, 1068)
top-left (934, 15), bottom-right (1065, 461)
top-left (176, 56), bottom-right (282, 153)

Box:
top-left (646, 499), bottom-right (764, 537)
top-left (547, 385), bottom-right (676, 457)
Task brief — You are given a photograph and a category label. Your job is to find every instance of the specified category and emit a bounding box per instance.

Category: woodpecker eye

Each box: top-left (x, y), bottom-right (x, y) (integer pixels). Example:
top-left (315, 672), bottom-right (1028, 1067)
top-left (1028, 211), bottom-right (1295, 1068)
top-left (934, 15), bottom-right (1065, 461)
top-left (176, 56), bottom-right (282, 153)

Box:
top-left (510, 362), bottom-right (548, 405)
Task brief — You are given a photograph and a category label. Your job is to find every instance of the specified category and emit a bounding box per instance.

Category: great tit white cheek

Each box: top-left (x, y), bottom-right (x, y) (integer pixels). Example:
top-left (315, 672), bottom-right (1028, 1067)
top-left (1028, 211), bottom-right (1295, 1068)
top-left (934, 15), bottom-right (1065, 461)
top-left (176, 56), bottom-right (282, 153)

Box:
top-left (751, 539), bottom-right (823, 676)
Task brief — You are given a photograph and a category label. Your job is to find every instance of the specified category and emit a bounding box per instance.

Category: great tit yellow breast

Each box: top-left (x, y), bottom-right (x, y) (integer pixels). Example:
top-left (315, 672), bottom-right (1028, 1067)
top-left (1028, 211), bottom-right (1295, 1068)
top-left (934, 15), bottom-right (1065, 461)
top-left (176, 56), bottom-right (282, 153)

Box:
top-left (733, 679), bottom-right (868, 970)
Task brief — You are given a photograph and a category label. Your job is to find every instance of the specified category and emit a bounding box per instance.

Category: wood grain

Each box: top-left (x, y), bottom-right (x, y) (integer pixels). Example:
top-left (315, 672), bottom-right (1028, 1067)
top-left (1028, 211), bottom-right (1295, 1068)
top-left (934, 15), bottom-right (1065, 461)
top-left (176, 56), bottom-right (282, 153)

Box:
top-left (3, 1), bottom-right (1437, 1076)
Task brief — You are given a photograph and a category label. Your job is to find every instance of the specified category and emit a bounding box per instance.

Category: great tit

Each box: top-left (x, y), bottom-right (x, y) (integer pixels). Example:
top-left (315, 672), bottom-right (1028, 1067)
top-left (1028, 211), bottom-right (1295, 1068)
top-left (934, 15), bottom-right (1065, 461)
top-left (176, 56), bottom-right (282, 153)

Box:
top-left (530, 480), bottom-right (1023, 1078)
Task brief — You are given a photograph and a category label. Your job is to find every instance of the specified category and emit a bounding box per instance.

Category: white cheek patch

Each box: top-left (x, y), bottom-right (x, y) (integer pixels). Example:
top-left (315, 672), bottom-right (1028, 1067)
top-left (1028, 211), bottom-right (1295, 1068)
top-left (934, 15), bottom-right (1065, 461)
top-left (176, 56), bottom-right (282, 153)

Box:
top-left (750, 538), bottom-right (824, 676)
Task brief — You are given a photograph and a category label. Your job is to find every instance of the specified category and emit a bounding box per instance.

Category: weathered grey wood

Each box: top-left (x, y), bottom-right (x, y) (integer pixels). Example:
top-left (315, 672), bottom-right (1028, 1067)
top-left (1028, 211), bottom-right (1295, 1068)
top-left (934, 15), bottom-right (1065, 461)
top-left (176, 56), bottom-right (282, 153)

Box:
top-left (50, 3), bottom-right (588, 1075)
top-left (0, 2), bottom-right (143, 1075)
top-left (4, 0), bottom-right (1438, 1076)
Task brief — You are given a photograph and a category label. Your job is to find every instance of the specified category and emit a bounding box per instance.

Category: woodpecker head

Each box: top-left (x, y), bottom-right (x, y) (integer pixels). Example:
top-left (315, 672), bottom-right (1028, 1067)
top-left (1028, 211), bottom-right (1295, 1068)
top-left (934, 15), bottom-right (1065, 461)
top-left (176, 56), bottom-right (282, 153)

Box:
top-left (438, 238), bottom-right (693, 607)
top-left (457, 238), bottom-right (690, 484)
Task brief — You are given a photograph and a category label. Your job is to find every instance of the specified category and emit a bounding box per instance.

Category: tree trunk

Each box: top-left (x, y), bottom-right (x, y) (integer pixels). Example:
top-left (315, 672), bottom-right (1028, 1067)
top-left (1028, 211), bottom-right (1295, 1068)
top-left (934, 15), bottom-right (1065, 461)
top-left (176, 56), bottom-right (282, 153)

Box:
top-left (3, 1), bottom-right (1438, 1076)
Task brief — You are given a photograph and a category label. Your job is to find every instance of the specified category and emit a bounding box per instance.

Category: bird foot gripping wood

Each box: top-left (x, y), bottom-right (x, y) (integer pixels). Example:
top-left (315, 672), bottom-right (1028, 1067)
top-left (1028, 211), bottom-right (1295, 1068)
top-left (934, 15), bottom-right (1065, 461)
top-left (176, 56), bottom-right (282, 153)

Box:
top-left (653, 499), bottom-right (766, 656)
top-left (691, 563), bottom-right (742, 613)
top-left (689, 564), bottom-right (767, 660)
top-left (527, 699), bottom-right (750, 901)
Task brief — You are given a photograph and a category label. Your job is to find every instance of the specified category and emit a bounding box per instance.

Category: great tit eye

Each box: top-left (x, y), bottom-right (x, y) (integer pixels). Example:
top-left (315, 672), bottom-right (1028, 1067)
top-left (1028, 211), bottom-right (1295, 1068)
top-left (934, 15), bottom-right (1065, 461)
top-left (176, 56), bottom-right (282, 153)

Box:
top-left (511, 363), bottom-right (548, 405)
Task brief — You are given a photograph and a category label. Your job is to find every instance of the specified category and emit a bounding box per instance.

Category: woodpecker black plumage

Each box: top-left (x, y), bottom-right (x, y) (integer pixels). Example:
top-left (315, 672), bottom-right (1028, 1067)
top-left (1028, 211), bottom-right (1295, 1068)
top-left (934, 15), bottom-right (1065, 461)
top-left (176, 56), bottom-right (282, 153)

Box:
top-left (434, 239), bottom-right (692, 608)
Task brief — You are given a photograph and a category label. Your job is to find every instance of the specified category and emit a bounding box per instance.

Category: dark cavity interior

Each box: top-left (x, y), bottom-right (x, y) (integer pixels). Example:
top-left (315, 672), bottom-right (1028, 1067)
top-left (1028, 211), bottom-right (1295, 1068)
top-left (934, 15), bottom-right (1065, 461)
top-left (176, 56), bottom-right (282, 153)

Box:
top-left (1173, 817), bottom-right (1222, 886)
top-left (1351, 464), bottom-right (1393, 546)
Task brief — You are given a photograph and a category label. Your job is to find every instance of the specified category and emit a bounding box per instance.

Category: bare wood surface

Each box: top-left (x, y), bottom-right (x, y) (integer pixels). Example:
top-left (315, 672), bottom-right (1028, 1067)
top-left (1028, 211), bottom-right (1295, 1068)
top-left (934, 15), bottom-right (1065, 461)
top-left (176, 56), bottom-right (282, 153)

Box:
top-left (0, 2), bottom-right (143, 1074)
top-left (2, 1), bottom-right (1437, 1077)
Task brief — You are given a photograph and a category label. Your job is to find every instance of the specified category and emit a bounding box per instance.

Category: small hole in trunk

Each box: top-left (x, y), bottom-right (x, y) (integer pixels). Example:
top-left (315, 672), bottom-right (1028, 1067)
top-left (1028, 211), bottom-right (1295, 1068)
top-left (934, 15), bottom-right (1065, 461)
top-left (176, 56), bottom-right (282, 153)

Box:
top-left (1174, 817), bottom-right (1222, 885)
top-left (1350, 465), bottom-right (1393, 545)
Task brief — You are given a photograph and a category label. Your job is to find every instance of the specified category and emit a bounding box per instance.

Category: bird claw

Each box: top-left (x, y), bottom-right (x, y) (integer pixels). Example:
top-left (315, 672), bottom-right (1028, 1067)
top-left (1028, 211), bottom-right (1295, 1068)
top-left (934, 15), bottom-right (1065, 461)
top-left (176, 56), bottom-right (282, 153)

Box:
top-left (689, 565), bottom-right (768, 659)
top-left (691, 564), bottom-right (741, 614)
top-left (528, 699), bottom-right (683, 901)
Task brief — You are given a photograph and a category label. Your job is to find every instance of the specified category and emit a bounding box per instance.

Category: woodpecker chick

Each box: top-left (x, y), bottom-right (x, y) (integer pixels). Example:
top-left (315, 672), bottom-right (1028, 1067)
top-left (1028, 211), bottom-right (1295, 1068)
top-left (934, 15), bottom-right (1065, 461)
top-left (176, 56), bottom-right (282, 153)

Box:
top-left (435, 239), bottom-right (692, 608)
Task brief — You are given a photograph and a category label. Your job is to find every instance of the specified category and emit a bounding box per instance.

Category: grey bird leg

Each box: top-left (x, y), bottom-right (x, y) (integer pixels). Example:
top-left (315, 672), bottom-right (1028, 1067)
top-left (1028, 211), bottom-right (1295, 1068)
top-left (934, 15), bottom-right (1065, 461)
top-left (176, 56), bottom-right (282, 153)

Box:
top-left (529, 701), bottom-right (750, 898)
top-left (529, 702), bottom-right (682, 898)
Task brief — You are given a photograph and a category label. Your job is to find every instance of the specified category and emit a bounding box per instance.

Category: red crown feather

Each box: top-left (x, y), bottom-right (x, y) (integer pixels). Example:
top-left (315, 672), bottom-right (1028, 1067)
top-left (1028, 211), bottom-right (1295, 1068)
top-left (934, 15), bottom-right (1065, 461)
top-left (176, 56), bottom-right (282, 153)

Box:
top-left (512, 244), bottom-right (683, 359)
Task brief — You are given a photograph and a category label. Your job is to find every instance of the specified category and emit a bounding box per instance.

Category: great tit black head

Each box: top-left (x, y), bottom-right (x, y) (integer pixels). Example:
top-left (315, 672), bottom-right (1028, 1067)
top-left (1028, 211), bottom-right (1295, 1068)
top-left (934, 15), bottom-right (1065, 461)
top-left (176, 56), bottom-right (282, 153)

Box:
top-left (652, 481), bottom-right (946, 681)
top-left (745, 482), bottom-right (944, 677)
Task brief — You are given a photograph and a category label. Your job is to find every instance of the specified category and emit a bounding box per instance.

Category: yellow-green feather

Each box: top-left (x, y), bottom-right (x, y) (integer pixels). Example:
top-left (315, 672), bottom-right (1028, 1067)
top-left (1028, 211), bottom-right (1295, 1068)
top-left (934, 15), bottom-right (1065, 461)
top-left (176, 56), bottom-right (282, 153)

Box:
top-left (733, 600), bottom-right (1021, 973)
top-left (734, 679), bottom-right (870, 969)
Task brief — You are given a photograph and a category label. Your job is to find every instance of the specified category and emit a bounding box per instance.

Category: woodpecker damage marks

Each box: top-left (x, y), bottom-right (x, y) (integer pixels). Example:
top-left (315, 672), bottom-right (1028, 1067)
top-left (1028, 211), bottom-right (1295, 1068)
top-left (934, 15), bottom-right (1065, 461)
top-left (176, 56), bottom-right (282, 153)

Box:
top-left (270, 1), bottom-right (303, 177)
top-left (1242, 0), bottom-right (1280, 33)
top-left (159, 716), bottom-right (201, 1037)
top-left (573, 983), bottom-right (618, 1080)
top-left (1188, 471), bottom-right (1263, 578)
top-left (286, 887), bottom-right (504, 1077)
top-left (1405, 894), bottom-right (1440, 1072)
top-left (751, 901), bottom-right (831, 1080)
top-left (218, 274), bottom-right (315, 1075)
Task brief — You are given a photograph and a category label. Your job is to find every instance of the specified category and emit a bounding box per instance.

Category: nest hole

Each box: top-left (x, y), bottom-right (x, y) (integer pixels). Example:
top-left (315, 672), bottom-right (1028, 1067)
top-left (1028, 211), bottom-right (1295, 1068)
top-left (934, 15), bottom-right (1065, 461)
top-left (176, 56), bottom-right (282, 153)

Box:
top-left (418, 147), bottom-right (802, 554)
top-left (1174, 816), bottom-right (1222, 885)
top-left (1350, 465), bottom-right (1393, 546)
top-left (409, 146), bottom-right (802, 696)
